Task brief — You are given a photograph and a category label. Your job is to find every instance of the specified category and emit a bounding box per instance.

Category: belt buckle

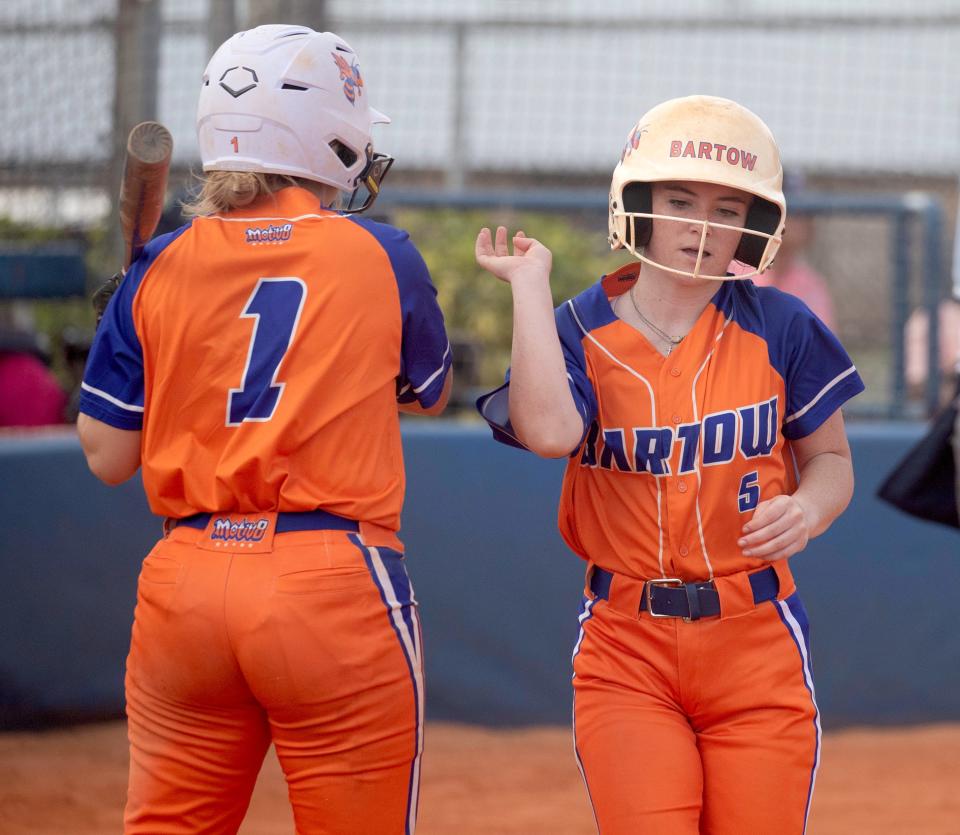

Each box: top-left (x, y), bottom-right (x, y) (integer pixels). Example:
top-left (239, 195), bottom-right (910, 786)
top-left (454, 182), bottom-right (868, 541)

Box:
top-left (645, 577), bottom-right (685, 619)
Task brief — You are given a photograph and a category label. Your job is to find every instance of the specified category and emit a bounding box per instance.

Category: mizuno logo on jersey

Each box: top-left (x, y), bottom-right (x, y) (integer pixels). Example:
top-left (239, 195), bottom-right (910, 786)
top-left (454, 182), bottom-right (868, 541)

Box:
top-left (580, 396), bottom-right (778, 475)
top-left (670, 140), bottom-right (758, 171)
top-left (211, 517), bottom-right (270, 542)
top-left (245, 223), bottom-right (293, 244)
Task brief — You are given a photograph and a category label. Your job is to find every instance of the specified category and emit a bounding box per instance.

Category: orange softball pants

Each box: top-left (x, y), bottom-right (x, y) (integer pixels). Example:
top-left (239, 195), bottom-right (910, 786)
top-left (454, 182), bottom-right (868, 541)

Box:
top-left (123, 518), bottom-right (423, 835)
top-left (572, 563), bottom-right (819, 835)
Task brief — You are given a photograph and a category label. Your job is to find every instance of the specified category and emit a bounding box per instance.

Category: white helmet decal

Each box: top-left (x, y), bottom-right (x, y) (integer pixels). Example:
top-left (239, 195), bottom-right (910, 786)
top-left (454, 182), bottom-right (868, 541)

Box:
top-left (331, 52), bottom-right (365, 105)
top-left (197, 25), bottom-right (391, 197)
top-left (218, 66), bottom-right (259, 99)
top-left (609, 95), bottom-right (786, 281)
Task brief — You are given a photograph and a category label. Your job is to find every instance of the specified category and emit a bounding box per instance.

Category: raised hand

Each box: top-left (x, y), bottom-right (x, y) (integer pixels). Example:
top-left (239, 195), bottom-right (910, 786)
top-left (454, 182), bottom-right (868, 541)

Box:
top-left (475, 226), bottom-right (553, 285)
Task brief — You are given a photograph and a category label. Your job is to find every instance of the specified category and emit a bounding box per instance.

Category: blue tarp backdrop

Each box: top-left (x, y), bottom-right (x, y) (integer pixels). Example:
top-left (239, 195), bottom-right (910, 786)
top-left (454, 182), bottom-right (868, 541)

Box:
top-left (1, 423), bottom-right (957, 729)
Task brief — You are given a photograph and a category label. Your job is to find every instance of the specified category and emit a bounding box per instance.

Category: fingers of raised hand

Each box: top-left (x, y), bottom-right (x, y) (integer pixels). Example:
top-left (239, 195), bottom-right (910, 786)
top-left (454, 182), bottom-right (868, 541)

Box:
top-left (512, 232), bottom-right (537, 254)
top-left (476, 226), bottom-right (519, 281)
top-left (494, 225), bottom-right (510, 257)
top-left (476, 227), bottom-right (553, 283)
top-left (475, 227), bottom-right (493, 257)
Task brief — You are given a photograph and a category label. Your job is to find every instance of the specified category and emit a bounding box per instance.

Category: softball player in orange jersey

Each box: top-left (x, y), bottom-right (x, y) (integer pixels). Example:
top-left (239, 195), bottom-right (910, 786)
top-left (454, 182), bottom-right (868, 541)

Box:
top-left (476, 95), bottom-right (863, 834)
top-left (77, 25), bottom-right (451, 835)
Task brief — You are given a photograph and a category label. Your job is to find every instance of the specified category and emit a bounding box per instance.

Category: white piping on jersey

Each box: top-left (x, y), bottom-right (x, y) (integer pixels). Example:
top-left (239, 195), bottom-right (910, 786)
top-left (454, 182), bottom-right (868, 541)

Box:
top-left (784, 365), bottom-right (858, 425)
top-left (570, 596), bottom-right (596, 666)
top-left (397, 382), bottom-right (411, 396)
top-left (566, 300), bottom-right (666, 578)
top-left (80, 382), bottom-right (144, 412)
top-left (208, 212), bottom-right (349, 223)
top-left (413, 342), bottom-right (451, 394)
top-left (688, 320), bottom-right (732, 581)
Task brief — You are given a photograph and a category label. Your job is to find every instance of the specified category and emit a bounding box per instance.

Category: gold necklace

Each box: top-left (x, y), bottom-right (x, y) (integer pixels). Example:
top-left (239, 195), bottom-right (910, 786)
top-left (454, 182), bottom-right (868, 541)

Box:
top-left (628, 288), bottom-right (684, 353)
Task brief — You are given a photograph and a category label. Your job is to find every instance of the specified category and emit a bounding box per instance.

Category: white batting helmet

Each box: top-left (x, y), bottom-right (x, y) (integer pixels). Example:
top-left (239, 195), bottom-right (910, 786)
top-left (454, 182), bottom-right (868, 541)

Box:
top-left (197, 25), bottom-right (392, 209)
top-left (608, 95), bottom-right (785, 280)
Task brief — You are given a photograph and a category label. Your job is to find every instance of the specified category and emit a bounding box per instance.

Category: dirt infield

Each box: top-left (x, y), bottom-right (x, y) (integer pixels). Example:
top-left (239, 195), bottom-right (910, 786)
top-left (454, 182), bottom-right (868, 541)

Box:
top-left (2, 721), bottom-right (959, 834)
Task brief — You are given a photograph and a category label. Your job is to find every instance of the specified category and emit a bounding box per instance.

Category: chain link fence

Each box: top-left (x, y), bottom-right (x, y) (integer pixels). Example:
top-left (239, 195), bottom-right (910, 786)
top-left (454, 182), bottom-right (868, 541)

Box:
top-left (1, 0), bottom-right (958, 417)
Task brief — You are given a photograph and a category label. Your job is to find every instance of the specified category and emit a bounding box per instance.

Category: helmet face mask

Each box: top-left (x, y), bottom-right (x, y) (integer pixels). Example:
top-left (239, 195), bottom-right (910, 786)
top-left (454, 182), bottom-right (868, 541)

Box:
top-left (609, 96), bottom-right (786, 281)
top-left (627, 210), bottom-right (774, 281)
top-left (340, 148), bottom-right (394, 214)
top-left (197, 25), bottom-right (392, 211)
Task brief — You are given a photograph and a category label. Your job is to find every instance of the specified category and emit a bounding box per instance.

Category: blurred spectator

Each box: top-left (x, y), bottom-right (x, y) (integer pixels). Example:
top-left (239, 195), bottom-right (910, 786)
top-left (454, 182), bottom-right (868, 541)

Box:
top-left (60, 325), bottom-right (93, 423)
top-left (0, 306), bottom-right (67, 427)
top-left (753, 211), bottom-right (837, 331)
top-left (904, 297), bottom-right (960, 406)
top-left (729, 173), bottom-right (837, 331)
top-left (954, 373), bottom-right (960, 522)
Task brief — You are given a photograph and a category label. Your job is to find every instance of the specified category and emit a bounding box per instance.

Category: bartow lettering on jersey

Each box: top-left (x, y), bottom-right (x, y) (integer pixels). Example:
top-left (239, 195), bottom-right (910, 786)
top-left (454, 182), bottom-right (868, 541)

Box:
top-left (669, 139), bottom-right (758, 171)
top-left (245, 223), bottom-right (294, 245)
top-left (580, 396), bottom-right (778, 475)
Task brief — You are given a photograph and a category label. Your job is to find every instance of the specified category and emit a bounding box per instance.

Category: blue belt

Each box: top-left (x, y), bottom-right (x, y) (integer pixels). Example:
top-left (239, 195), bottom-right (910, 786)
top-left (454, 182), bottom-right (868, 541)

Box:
top-left (589, 565), bottom-right (779, 621)
top-left (172, 509), bottom-right (359, 534)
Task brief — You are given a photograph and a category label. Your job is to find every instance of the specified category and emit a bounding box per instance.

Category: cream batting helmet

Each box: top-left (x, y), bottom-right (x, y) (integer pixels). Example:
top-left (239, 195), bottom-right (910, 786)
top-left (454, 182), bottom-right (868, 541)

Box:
top-left (608, 95), bottom-right (785, 280)
top-left (197, 25), bottom-right (393, 211)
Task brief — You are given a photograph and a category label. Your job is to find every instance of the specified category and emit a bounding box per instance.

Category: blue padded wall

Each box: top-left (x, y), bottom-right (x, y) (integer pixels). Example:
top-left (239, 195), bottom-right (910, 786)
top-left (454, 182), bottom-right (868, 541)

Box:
top-left (1, 423), bottom-right (957, 728)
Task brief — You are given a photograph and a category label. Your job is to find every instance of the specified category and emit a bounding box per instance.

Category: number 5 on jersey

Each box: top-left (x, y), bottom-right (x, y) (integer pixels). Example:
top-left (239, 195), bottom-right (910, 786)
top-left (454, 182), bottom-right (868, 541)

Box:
top-left (227, 278), bottom-right (306, 426)
top-left (738, 470), bottom-right (760, 513)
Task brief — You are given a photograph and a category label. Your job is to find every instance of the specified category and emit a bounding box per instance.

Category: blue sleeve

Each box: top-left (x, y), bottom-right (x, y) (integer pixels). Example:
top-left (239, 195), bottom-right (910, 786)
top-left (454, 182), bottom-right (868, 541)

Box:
top-left (395, 244), bottom-right (451, 408)
top-left (79, 270), bottom-right (146, 430)
top-left (476, 298), bottom-right (598, 451)
top-left (78, 225), bottom-right (190, 429)
top-left (778, 301), bottom-right (865, 440)
top-left (348, 218), bottom-right (451, 408)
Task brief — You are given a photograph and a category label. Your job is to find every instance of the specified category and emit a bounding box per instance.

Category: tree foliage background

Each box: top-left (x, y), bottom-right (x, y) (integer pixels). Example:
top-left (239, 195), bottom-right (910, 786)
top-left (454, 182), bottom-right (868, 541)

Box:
top-left (395, 207), bottom-right (627, 404)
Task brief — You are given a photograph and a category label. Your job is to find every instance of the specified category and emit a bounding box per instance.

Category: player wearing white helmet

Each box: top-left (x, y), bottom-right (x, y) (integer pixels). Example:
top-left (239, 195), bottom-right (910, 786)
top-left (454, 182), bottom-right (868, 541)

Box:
top-left (78, 23), bottom-right (451, 834)
top-left (196, 25), bottom-right (394, 210)
top-left (475, 95), bottom-right (862, 832)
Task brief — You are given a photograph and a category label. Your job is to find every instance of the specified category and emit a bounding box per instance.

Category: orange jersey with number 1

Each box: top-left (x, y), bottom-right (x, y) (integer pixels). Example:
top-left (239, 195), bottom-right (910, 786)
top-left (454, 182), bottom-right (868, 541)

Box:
top-left (80, 187), bottom-right (450, 530)
top-left (80, 186), bottom-right (449, 833)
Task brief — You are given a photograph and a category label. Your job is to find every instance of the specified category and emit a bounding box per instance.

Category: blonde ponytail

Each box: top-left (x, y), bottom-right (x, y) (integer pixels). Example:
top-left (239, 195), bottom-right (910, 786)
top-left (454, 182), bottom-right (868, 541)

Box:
top-left (183, 171), bottom-right (338, 217)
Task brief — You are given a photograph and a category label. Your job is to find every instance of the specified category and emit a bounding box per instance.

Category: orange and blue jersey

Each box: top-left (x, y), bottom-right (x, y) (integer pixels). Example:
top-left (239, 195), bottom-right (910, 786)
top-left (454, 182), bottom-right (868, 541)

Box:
top-left (80, 187), bottom-right (450, 530)
top-left (479, 262), bottom-right (864, 581)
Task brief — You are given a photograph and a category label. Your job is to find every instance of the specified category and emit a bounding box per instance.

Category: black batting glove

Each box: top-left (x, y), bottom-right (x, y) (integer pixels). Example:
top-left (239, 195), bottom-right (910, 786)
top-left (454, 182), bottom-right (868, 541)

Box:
top-left (92, 271), bottom-right (123, 327)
